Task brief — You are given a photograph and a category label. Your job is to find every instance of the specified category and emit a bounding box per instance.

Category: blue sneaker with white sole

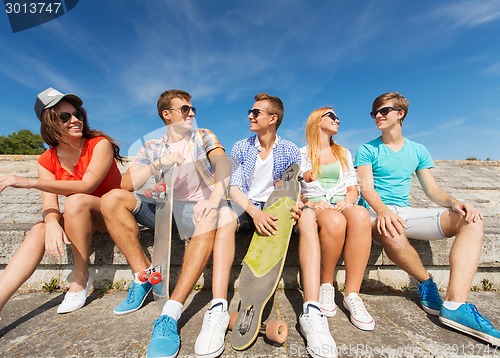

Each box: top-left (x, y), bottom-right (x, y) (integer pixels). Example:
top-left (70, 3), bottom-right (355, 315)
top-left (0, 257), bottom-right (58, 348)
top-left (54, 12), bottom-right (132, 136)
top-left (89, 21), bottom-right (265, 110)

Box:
top-left (114, 281), bottom-right (152, 315)
top-left (440, 302), bottom-right (500, 346)
top-left (147, 315), bottom-right (180, 358)
top-left (416, 278), bottom-right (443, 316)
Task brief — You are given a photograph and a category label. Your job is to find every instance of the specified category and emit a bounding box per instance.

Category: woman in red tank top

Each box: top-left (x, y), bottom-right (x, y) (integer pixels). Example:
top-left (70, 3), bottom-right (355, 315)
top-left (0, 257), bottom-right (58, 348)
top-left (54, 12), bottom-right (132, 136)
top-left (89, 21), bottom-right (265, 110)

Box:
top-left (0, 87), bottom-right (123, 315)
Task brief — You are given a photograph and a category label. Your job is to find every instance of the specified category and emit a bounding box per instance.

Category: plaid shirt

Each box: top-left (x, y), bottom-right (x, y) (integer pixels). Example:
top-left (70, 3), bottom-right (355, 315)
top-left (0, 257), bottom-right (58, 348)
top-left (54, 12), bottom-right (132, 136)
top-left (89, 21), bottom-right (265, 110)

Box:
top-left (229, 135), bottom-right (300, 196)
top-left (134, 128), bottom-right (223, 189)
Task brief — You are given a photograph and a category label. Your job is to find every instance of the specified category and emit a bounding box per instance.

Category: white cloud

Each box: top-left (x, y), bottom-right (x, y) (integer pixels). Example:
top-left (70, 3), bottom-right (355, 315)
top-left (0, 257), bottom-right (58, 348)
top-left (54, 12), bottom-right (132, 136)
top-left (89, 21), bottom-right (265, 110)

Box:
top-left (280, 127), bottom-right (306, 147)
top-left (430, 0), bottom-right (500, 28)
top-left (484, 62), bottom-right (500, 76)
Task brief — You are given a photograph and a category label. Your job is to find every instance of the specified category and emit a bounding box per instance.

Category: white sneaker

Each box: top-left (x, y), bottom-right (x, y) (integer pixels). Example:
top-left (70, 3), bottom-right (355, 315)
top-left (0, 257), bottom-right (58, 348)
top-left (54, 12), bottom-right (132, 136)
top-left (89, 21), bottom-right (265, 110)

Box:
top-left (342, 292), bottom-right (375, 331)
top-left (319, 283), bottom-right (337, 317)
top-left (195, 303), bottom-right (230, 358)
top-left (299, 304), bottom-right (337, 358)
top-left (57, 274), bottom-right (93, 314)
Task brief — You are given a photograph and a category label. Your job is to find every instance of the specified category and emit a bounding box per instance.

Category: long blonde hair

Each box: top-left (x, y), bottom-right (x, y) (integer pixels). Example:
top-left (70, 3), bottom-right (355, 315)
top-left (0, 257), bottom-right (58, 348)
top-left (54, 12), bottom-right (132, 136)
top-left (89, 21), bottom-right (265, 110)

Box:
top-left (305, 107), bottom-right (348, 176)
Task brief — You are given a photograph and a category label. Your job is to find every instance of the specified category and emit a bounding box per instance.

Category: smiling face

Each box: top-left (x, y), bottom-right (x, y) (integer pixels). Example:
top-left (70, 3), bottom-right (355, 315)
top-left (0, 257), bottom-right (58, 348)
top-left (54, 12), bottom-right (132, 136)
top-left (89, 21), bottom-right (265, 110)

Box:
top-left (248, 100), bottom-right (278, 133)
top-left (319, 109), bottom-right (340, 136)
top-left (371, 92), bottom-right (409, 130)
top-left (39, 97), bottom-right (91, 147)
top-left (372, 100), bottom-right (405, 131)
top-left (161, 97), bottom-right (195, 134)
top-left (54, 100), bottom-right (83, 140)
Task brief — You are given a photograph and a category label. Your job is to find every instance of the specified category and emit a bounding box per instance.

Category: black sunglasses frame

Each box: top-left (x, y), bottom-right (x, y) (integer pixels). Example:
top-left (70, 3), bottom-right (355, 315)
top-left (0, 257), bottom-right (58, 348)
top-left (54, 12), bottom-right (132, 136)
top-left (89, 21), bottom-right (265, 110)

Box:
top-left (370, 106), bottom-right (401, 119)
top-left (166, 105), bottom-right (196, 115)
top-left (248, 108), bottom-right (274, 118)
top-left (321, 111), bottom-right (340, 124)
top-left (59, 111), bottom-right (84, 123)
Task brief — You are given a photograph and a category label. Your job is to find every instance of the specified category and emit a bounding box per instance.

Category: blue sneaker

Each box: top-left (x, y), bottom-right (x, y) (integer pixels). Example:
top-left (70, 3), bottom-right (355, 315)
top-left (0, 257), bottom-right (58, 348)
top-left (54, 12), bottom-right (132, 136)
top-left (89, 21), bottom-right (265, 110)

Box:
top-left (114, 281), bottom-right (152, 315)
top-left (440, 303), bottom-right (500, 346)
top-left (147, 315), bottom-right (180, 358)
top-left (416, 278), bottom-right (443, 316)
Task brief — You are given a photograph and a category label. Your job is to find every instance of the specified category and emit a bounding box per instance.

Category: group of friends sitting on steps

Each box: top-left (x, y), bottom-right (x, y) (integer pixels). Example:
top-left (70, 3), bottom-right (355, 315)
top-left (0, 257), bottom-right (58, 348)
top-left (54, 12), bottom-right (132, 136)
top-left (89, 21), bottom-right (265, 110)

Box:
top-left (0, 87), bottom-right (498, 358)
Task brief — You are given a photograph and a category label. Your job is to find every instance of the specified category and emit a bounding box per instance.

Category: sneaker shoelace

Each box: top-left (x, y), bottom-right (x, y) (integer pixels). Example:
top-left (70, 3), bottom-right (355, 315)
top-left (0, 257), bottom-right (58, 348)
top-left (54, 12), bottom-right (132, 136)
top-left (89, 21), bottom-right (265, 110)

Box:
top-left (417, 281), bottom-right (441, 303)
top-left (201, 308), bottom-right (227, 332)
top-left (346, 295), bottom-right (369, 317)
top-left (304, 311), bottom-right (329, 334)
top-left (320, 285), bottom-right (335, 306)
top-left (126, 283), bottom-right (138, 303)
top-left (467, 303), bottom-right (495, 329)
top-left (152, 316), bottom-right (177, 339)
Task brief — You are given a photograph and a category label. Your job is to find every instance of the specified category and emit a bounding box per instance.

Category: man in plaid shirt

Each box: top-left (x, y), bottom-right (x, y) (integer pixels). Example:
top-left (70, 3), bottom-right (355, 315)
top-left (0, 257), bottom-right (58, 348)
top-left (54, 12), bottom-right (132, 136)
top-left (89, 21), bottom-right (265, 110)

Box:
top-left (100, 89), bottom-right (230, 358)
top-left (194, 93), bottom-right (301, 358)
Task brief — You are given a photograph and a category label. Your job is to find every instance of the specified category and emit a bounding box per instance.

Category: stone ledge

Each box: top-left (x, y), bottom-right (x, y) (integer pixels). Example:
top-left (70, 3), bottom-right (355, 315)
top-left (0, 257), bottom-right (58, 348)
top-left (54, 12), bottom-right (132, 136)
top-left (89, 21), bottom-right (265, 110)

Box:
top-left (1, 227), bottom-right (499, 291)
top-left (1, 227), bottom-right (498, 267)
top-left (1, 157), bottom-right (499, 291)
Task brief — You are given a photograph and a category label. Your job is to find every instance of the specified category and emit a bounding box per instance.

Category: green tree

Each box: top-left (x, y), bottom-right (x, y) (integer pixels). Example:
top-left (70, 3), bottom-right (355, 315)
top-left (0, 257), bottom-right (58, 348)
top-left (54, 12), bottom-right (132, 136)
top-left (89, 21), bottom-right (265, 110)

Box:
top-left (0, 129), bottom-right (46, 155)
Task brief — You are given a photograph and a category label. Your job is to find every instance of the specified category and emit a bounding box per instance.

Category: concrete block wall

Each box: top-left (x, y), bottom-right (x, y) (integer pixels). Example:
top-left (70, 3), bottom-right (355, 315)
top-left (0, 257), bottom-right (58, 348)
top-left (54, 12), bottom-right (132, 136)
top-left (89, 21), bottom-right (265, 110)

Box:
top-left (0, 156), bottom-right (499, 292)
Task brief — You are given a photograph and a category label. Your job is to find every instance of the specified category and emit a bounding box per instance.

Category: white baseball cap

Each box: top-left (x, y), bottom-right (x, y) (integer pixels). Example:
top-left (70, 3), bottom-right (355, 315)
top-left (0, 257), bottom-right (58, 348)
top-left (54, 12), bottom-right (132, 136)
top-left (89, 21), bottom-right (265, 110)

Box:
top-left (34, 87), bottom-right (83, 120)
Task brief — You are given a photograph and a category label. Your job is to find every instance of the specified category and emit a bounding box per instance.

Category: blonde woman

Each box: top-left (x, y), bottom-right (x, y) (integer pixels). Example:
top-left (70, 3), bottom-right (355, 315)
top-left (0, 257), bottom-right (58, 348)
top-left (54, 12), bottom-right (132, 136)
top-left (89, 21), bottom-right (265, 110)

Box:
top-left (298, 106), bottom-right (374, 332)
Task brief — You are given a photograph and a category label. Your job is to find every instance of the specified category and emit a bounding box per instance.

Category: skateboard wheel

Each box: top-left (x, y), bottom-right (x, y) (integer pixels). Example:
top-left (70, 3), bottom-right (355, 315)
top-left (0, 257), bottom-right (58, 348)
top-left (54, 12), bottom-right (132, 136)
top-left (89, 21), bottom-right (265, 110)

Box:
top-left (149, 272), bottom-right (162, 285)
top-left (265, 319), bottom-right (288, 344)
top-left (137, 270), bottom-right (149, 282)
top-left (155, 182), bottom-right (167, 192)
top-left (144, 188), bottom-right (154, 198)
top-left (228, 311), bottom-right (239, 331)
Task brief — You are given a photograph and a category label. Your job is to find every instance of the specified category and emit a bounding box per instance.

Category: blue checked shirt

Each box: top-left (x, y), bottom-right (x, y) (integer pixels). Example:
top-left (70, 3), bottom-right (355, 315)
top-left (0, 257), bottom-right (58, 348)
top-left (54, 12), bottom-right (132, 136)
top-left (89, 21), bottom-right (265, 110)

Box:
top-left (229, 135), bottom-right (301, 197)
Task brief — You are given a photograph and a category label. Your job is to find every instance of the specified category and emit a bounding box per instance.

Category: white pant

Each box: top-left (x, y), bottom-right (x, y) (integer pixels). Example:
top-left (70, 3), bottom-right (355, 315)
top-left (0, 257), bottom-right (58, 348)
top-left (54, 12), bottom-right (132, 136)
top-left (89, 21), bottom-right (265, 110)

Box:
top-left (367, 205), bottom-right (447, 240)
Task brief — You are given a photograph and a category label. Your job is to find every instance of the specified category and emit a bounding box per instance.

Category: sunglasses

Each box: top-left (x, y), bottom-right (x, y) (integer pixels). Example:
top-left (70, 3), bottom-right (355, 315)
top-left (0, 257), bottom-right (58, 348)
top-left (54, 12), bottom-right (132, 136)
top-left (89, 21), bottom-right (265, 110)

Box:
top-left (248, 108), bottom-right (274, 118)
top-left (370, 106), bottom-right (400, 119)
top-left (167, 105), bottom-right (196, 115)
top-left (59, 111), bottom-right (84, 123)
top-left (321, 111), bottom-right (340, 124)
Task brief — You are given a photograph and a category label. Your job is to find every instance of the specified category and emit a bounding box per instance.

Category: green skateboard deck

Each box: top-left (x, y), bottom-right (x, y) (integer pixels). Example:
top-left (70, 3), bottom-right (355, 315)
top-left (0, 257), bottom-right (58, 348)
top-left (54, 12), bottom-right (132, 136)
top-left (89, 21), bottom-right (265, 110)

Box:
top-left (232, 163), bottom-right (300, 350)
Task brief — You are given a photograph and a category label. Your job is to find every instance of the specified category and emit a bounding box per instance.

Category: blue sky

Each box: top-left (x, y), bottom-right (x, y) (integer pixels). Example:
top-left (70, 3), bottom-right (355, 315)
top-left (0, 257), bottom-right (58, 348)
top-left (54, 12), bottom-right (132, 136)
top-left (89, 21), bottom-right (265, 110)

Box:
top-left (1, 0), bottom-right (499, 159)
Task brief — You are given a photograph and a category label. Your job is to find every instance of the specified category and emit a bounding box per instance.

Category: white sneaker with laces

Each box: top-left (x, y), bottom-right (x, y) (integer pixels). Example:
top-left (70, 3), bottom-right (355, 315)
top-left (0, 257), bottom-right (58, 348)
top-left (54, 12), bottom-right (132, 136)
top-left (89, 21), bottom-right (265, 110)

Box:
top-left (299, 304), bottom-right (337, 358)
top-left (57, 273), bottom-right (93, 314)
top-left (195, 303), bottom-right (230, 358)
top-left (319, 283), bottom-right (337, 317)
top-left (342, 292), bottom-right (375, 331)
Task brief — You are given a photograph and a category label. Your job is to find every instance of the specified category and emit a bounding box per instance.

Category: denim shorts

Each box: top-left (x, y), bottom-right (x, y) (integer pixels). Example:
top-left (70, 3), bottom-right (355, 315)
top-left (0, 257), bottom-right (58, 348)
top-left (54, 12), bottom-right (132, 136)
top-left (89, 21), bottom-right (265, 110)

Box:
top-left (132, 193), bottom-right (196, 239)
top-left (367, 205), bottom-right (448, 240)
top-left (225, 200), bottom-right (266, 232)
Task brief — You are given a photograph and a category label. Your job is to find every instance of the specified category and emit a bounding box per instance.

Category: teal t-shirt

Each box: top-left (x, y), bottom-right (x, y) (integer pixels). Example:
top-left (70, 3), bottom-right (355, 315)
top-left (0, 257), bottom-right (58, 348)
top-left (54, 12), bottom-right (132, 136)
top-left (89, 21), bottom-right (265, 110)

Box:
top-left (354, 137), bottom-right (434, 207)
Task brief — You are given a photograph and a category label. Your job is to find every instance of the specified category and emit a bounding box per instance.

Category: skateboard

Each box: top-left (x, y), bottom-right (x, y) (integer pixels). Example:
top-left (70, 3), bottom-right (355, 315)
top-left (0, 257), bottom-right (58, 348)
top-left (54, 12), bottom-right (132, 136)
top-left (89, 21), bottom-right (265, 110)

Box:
top-left (140, 163), bottom-right (176, 312)
top-left (231, 163), bottom-right (301, 350)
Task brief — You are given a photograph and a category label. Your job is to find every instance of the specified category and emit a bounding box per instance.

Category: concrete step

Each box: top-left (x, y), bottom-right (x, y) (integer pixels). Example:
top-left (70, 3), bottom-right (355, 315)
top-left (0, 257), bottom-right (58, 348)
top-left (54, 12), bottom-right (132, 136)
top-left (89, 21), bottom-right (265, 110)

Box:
top-left (1, 226), bottom-right (499, 292)
top-left (1, 157), bottom-right (499, 227)
top-left (1, 156), bottom-right (499, 292)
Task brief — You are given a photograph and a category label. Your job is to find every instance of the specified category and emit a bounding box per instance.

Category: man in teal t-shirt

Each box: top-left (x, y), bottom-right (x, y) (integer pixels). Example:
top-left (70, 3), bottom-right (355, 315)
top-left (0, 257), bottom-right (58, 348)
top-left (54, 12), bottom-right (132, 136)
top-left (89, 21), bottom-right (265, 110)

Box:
top-left (354, 92), bottom-right (499, 346)
top-left (356, 136), bottom-right (434, 208)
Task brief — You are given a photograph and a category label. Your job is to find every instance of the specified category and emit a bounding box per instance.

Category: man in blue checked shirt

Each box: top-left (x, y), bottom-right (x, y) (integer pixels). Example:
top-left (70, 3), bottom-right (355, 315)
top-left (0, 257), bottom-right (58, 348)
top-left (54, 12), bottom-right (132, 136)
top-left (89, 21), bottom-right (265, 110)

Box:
top-left (194, 93), bottom-right (302, 358)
